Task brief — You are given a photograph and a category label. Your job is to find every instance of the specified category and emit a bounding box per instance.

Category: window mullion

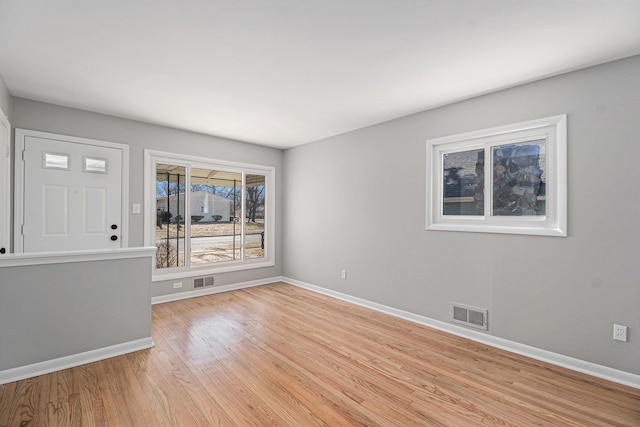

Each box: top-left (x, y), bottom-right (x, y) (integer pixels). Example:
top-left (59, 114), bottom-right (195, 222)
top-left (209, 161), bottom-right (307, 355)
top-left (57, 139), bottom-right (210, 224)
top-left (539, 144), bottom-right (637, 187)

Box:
top-left (438, 150), bottom-right (445, 218)
top-left (184, 166), bottom-right (192, 268)
top-left (484, 147), bottom-right (491, 219)
top-left (241, 172), bottom-right (246, 261)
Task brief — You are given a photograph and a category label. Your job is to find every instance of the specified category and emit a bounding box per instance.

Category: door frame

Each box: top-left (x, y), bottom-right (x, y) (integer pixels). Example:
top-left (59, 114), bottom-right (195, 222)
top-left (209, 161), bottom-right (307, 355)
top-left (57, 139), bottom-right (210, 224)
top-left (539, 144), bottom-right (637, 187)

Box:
top-left (0, 109), bottom-right (10, 254)
top-left (14, 129), bottom-right (129, 252)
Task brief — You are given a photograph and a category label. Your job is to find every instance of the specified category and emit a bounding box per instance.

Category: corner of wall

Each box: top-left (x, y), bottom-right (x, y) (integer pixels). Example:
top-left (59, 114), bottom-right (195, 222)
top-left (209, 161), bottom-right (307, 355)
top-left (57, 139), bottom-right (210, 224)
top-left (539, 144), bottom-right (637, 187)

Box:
top-left (0, 73), bottom-right (13, 122)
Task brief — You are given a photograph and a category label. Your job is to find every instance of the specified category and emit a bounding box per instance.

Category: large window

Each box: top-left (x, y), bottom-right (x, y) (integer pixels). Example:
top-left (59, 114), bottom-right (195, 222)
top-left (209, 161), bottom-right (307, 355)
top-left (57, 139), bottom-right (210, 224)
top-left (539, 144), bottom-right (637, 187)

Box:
top-left (426, 115), bottom-right (567, 236)
top-left (145, 150), bottom-right (274, 280)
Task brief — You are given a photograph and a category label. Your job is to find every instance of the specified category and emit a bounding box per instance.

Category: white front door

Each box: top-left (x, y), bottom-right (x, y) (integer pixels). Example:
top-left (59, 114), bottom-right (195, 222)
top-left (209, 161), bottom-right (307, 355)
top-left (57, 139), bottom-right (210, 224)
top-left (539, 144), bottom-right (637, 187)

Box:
top-left (17, 131), bottom-right (127, 252)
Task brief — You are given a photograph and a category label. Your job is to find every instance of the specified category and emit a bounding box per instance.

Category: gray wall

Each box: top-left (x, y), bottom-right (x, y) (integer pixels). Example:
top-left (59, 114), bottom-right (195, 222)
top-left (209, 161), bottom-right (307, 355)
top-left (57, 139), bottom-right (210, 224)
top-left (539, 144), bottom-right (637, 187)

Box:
top-left (12, 99), bottom-right (284, 296)
top-left (0, 255), bottom-right (152, 370)
top-left (5, 57), bottom-right (638, 375)
top-left (283, 55), bottom-right (640, 374)
top-left (0, 73), bottom-right (11, 120)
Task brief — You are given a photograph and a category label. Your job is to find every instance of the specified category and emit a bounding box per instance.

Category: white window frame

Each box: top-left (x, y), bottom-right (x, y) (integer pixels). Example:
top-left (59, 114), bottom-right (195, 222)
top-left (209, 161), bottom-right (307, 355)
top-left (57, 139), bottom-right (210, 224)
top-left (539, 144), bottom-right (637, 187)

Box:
top-left (144, 149), bottom-right (275, 281)
top-left (0, 109), bottom-right (10, 254)
top-left (426, 115), bottom-right (567, 236)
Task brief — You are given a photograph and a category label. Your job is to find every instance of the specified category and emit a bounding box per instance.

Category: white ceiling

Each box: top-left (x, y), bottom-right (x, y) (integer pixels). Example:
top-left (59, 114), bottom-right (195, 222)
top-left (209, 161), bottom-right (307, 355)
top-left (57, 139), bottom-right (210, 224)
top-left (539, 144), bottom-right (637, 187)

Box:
top-left (1, 1), bottom-right (639, 149)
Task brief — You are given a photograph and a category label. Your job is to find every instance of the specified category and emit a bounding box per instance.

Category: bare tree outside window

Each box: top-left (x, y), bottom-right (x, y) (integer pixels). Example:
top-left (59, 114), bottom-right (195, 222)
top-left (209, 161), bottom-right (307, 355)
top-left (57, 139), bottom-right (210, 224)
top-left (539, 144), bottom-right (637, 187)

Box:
top-left (245, 174), bottom-right (266, 259)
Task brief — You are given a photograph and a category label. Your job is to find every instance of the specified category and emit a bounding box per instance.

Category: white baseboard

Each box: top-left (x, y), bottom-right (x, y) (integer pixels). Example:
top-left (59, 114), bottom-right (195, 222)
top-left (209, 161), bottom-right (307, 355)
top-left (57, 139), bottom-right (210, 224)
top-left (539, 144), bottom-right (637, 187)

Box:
top-left (1, 277), bottom-right (280, 385)
top-left (151, 276), bottom-right (284, 305)
top-left (0, 337), bottom-right (154, 385)
top-left (283, 277), bottom-right (640, 390)
top-left (22, 277), bottom-right (632, 389)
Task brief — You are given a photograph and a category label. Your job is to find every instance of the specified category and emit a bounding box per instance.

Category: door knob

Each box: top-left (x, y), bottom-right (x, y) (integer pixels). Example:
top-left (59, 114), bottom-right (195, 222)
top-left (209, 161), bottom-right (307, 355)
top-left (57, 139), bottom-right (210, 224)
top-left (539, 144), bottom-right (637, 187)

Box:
top-left (111, 235), bottom-right (118, 241)
top-left (0, 248), bottom-right (5, 254)
top-left (111, 224), bottom-right (118, 230)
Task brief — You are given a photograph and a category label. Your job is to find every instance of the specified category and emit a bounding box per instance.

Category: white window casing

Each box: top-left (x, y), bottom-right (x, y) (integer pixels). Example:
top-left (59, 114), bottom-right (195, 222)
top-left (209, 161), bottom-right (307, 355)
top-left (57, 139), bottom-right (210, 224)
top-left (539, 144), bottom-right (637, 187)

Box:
top-left (426, 115), bottom-right (567, 236)
top-left (144, 149), bottom-right (275, 281)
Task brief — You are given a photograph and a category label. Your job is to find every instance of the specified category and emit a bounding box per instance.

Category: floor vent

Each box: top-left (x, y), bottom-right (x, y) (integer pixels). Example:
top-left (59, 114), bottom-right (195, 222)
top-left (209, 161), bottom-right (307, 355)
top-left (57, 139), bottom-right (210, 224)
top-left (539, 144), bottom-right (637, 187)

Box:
top-left (194, 275), bottom-right (215, 288)
top-left (450, 303), bottom-right (488, 330)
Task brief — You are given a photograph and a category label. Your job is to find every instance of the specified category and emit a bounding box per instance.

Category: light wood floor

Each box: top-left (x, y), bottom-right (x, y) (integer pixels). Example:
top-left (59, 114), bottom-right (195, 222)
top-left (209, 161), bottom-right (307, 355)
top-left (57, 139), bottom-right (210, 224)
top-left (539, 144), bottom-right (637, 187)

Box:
top-left (1, 282), bottom-right (638, 426)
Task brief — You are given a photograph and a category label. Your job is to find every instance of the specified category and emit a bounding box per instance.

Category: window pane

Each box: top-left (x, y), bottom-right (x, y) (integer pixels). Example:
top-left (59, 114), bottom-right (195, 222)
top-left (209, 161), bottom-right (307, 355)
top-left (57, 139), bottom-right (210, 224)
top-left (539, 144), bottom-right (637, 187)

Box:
top-left (155, 164), bottom-right (186, 268)
top-left (245, 174), bottom-right (266, 259)
top-left (84, 157), bottom-right (107, 173)
top-left (190, 168), bottom-right (241, 265)
top-left (492, 139), bottom-right (546, 216)
top-left (43, 152), bottom-right (69, 170)
top-left (442, 149), bottom-right (484, 215)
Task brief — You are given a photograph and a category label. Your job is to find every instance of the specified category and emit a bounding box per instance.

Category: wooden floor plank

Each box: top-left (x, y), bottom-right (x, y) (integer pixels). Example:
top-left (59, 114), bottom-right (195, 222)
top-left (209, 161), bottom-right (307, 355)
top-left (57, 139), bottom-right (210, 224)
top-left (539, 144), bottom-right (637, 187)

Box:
top-left (1, 282), bottom-right (638, 426)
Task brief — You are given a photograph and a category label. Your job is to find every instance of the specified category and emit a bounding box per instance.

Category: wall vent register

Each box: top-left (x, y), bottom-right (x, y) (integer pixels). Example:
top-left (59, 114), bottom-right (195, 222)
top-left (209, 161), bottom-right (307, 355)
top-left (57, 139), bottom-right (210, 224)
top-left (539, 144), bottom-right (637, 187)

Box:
top-left (451, 303), bottom-right (488, 330)
top-left (193, 275), bottom-right (215, 288)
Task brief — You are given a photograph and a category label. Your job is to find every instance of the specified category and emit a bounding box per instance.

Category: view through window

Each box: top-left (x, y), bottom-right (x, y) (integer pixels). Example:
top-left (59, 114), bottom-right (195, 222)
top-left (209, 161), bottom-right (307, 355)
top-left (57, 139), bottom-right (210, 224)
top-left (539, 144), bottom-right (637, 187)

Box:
top-left (442, 140), bottom-right (547, 217)
top-left (147, 152), bottom-right (273, 276)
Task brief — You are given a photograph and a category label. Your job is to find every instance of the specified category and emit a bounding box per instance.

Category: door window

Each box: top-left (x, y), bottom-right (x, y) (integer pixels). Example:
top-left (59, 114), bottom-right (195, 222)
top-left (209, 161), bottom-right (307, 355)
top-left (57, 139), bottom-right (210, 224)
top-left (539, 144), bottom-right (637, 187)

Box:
top-left (43, 152), bottom-right (70, 170)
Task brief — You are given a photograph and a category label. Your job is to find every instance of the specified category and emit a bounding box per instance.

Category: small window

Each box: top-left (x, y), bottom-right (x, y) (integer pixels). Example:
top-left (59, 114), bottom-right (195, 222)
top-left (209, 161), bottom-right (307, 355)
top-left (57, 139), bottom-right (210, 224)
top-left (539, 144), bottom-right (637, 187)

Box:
top-left (43, 152), bottom-right (70, 170)
top-left (426, 115), bottom-right (567, 236)
top-left (84, 156), bottom-right (108, 173)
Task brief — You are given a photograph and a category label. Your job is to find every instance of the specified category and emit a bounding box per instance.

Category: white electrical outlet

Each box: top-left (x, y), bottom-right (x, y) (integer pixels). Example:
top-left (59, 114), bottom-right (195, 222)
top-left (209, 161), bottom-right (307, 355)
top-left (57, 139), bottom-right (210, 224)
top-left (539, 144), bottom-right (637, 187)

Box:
top-left (613, 324), bottom-right (627, 342)
top-left (173, 282), bottom-right (183, 289)
top-left (341, 269), bottom-right (347, 279)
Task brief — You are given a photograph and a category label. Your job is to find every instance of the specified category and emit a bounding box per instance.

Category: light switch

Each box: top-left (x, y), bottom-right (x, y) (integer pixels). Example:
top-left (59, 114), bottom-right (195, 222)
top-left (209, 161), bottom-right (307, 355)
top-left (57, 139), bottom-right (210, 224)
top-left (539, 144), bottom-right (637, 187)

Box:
top-left (132, 203), bottom-right (141, 214)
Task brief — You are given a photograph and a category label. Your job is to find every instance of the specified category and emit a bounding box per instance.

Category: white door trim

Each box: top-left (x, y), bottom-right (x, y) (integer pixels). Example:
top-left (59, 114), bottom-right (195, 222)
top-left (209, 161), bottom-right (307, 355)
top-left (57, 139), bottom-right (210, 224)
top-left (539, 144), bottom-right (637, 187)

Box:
top-left (0, 110), bottom-right (10, 255)
top-left (14, 129), bottom-right (129, 252)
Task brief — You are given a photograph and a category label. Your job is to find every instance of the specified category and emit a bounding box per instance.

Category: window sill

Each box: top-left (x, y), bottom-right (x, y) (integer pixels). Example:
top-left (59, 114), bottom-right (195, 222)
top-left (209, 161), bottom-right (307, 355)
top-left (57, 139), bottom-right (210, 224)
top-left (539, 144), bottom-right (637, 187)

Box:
top-left (426, 221), bottom-right (566, 237)
top-left (152, 259), bottom-right (276, 282)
